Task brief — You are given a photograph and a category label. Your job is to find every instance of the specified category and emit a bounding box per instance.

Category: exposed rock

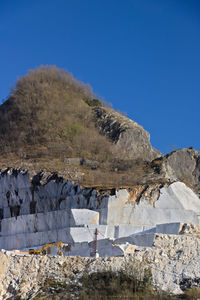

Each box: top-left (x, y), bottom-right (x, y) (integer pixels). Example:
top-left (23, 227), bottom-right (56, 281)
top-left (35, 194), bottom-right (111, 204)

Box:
top-left (165, 148), bottom-right (200, 194)
top-left (93, 106), bottom-right (161, 161)
top-left (179, 223), bottom-right (200, 234)
top-left (149, 148), bottom-right (200, 195)
top-left (0, 167), bottom-right (200, 298)
top-left (0, 167), bottom-right (200, 252)
top-left (1, 233), bottom-right (200, 298)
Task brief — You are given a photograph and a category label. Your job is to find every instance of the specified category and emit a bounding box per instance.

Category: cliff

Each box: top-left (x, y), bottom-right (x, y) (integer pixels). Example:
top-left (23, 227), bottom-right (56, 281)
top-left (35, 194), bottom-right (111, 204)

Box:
top-left (93, 106), bottom-right (161, 161)
top-left (0, 168), bottom-right (200, 254)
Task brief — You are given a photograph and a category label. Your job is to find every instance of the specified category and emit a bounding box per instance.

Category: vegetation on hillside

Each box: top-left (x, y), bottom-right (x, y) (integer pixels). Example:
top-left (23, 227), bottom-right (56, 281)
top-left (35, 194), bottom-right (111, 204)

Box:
top-left (0, 66), bottom-right (113, 162)
top-left (0, 65), bottom-right (162, 188)
top-left (30, 268), bottom-right (200, 300)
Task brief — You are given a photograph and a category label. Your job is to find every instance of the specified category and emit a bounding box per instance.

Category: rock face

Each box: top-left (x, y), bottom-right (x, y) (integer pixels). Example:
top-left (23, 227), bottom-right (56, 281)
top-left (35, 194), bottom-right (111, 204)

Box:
top-left (94, 107), bottom-right (161, 161)
top-left (0, 169), bottom-right (200, 254)
top-left (164, 148), bottom-right (200, 194)
top-left (146, 147), bottom-right (200, 196)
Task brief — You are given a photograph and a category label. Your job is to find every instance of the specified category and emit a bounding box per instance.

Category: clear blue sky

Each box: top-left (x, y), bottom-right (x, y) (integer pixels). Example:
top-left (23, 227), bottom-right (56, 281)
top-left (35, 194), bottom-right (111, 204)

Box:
top-left (0, 0), bottom-right (200, 154)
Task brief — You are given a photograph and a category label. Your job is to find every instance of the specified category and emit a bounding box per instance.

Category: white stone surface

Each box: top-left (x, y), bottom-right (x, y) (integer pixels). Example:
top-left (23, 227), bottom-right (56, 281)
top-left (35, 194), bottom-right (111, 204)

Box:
top-left (115, 233), bottom-right (155, 247)
top-left (70, 209), bottom-right (99, 226)
top-left (114, 225), bottom-right (155, 238)
top-left (1, 209), bottom-right (99, 237)
top-left (0, 228), bottom-right (73, 250)
top-left (1, 171), bottom-right (200, 256)
top-left (1, 210), bottom-right (70, 236)
top-left (99, 182), bottom-right (200, 226)
top-left (155, 182), bottom-right (200, 212)
top-left (156, 222), bottom-right (181, 235)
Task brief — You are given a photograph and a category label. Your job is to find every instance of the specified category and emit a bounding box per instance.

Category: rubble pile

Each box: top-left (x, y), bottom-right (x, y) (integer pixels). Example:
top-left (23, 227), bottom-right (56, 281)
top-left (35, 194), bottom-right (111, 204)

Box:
top-left (1, 232), bottom-right (200, 298)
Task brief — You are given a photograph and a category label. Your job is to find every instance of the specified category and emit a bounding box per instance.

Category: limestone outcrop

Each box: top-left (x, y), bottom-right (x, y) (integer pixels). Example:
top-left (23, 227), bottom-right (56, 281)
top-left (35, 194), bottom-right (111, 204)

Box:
top-left (93, 106), bottom-right (161, 161)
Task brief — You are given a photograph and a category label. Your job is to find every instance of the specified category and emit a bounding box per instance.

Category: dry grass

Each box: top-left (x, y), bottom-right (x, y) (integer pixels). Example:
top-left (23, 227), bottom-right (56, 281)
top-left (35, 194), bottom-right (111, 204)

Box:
top-left (182, 287), bottom-right (200, 299)
top-left (0, 66), bottom-right (113, 163)
top-left (0, 66), bottom-right (167, 189)
top-left (0, 148), bottom-right (168, 190)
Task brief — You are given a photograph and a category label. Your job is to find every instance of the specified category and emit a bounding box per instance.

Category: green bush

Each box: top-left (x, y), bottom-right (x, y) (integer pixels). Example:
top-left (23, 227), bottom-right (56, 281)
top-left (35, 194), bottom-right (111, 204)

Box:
top-left (83, 97), bottom-right (102, 107)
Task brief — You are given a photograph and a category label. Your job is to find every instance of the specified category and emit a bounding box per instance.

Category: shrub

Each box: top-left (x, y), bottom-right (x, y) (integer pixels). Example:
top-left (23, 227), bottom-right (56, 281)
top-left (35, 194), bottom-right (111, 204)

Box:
top-left (78, 267), bottom-right (177, 300)
top-left (83, 97), bottom-right (102, 107)
top-left (182, 287), bottom-right (200, 299)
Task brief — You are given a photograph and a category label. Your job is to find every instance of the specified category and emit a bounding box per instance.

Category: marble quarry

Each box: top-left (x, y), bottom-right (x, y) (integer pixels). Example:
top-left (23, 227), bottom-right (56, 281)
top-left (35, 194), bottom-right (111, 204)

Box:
top-left (0, 169), bottom-right (200, 256)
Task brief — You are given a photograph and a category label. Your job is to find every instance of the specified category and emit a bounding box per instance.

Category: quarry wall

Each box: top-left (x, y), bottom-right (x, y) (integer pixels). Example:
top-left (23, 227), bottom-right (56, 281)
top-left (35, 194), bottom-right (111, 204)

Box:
top-left (0, 169), bottom-right (200, 253)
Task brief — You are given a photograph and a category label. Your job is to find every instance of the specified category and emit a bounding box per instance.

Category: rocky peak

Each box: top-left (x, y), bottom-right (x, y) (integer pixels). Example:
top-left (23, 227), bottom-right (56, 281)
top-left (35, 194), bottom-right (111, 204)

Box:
top-left (93, 106), bottom-right (161, 161)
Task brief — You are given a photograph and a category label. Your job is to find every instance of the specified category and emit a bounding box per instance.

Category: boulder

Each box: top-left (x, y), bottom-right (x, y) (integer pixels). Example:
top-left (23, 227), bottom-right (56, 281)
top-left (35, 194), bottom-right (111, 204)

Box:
top-left (165, 148), bottom-right (200, 194)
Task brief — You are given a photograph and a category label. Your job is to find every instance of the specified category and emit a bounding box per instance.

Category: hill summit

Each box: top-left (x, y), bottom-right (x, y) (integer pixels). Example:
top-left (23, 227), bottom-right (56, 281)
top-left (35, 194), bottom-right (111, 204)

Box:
top-left (0, 66), bottom-right (112, 160)
top-left (0, 66), bottom-right (161, 186)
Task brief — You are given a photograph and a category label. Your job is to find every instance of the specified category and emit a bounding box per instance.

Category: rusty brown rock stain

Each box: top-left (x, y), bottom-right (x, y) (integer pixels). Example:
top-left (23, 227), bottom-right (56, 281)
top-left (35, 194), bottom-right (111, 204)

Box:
top-left (127, 186), bottom-right (146, 205)
top-left (127, 184), bottom-right (162, 207)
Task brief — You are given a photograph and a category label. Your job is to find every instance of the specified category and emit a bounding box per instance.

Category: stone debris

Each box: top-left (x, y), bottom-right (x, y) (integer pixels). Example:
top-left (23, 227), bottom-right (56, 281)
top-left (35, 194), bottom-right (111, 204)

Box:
top-left (1, 233), bottom-right (200, 298)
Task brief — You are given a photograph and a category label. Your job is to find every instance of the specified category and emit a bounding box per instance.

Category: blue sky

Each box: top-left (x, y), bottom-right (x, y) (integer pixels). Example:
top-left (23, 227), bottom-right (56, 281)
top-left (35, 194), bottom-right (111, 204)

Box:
top-left (0, 0), bottom-right (200, 154)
